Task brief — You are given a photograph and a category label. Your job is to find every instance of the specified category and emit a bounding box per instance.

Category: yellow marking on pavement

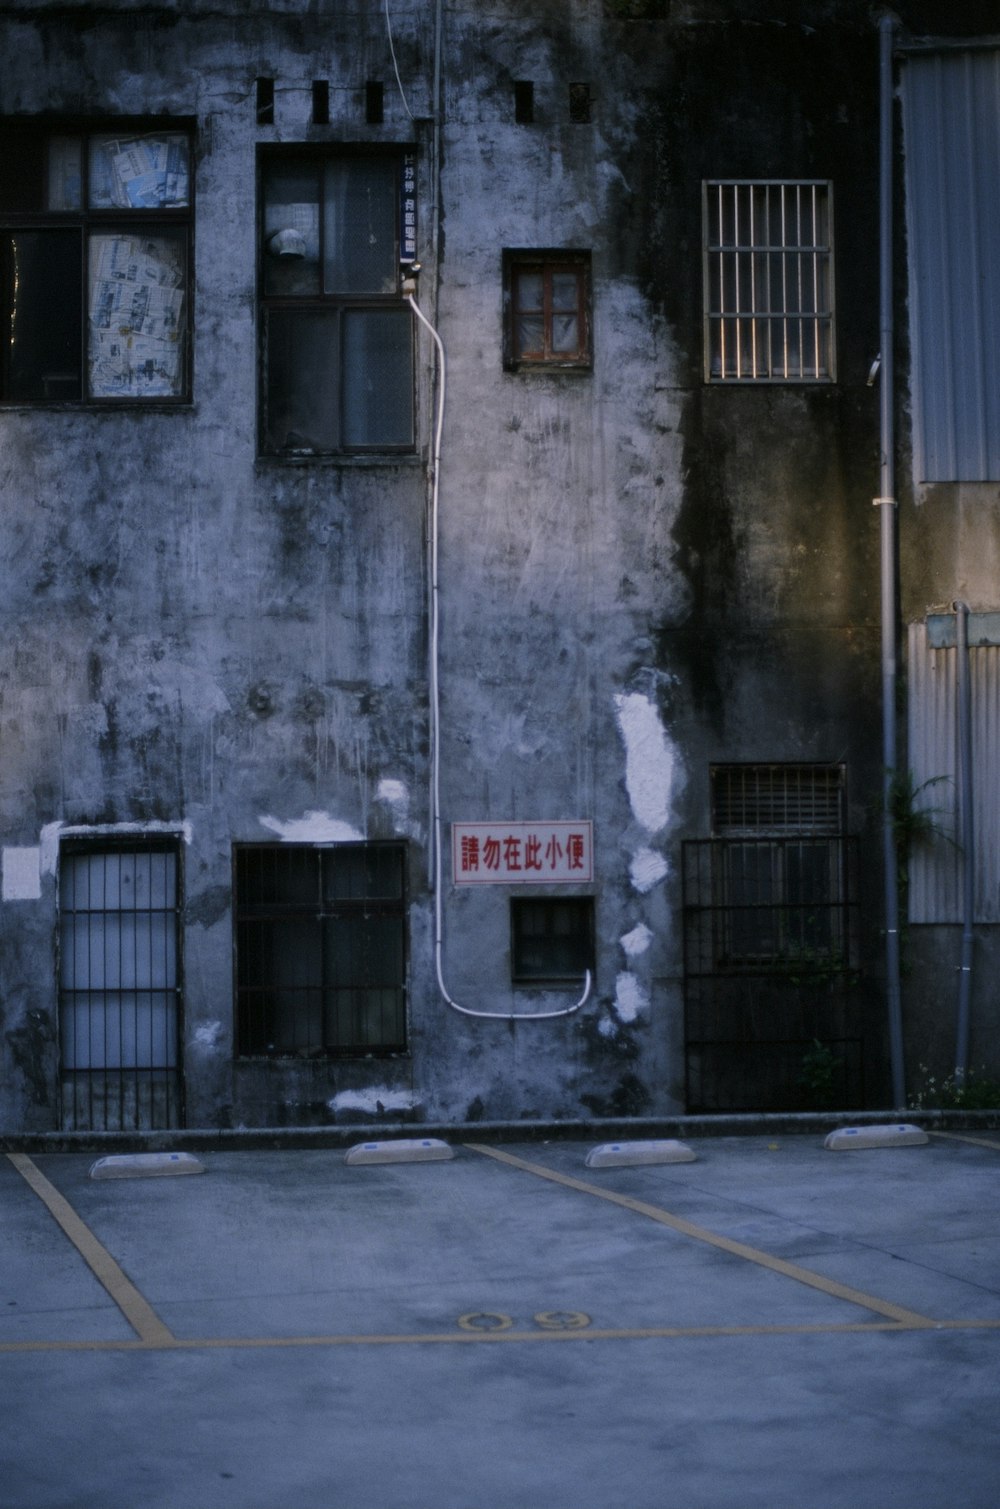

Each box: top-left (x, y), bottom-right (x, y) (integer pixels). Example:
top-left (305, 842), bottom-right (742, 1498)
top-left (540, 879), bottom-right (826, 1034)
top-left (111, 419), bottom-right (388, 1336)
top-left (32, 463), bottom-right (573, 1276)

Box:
top-left (3, 1318), bottom-right (1000, 1355)
top-left (930, 1130), bottom-right (1000, 1152)
top-left (466, 1143), bottom-right (936, 1329)
top-left (6, 1153), bottom-right (175, 1346)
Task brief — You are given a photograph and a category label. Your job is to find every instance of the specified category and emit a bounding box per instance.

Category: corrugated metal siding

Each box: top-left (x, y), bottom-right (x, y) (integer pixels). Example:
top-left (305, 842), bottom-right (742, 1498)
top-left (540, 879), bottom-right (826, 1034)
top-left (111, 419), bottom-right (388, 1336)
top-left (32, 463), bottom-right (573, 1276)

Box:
top-left (908, 621), bottom-right (1000, 923)
top-left (900, 51), bottom-right (1000, 482)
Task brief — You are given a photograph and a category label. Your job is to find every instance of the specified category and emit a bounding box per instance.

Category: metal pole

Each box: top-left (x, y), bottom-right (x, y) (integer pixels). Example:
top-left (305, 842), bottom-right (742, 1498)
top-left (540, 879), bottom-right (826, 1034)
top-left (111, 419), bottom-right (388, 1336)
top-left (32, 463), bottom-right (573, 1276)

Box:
top-left (877, 13), bottom-right (906, 1107)
top-left (953, 600), bottom-right (974, 1083)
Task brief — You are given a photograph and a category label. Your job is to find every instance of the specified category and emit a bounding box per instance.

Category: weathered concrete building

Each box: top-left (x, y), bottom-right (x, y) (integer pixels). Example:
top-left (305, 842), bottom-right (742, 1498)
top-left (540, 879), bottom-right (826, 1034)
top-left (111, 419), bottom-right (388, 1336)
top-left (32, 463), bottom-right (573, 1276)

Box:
top-left (1, 0), bottom-right (998, 1133)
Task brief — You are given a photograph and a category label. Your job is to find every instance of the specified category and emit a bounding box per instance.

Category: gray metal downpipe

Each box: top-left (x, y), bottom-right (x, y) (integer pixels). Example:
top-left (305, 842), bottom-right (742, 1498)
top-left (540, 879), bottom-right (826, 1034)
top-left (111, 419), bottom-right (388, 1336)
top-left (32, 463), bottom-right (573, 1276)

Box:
top-left (953, 600), bottom-right (974, 1083)
top-left (877, 13), bottom-right (906, 1107)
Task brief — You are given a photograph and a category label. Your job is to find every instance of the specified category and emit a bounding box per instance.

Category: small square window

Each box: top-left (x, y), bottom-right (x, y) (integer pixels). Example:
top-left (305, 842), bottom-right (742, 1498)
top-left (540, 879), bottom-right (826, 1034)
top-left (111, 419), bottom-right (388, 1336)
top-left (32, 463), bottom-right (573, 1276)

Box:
top-left (260, 148), bottom-right (416, 456)
top-left (511, 897), bottom-right (595, 985)
top-left (0, 120), bottom-right (193, 404)
top-left (503, 250), bottom-right (592, 371)
top-left (704, 181), bottom-right (834, 382)
top-left (235, 843), bottom-right (408, 1056)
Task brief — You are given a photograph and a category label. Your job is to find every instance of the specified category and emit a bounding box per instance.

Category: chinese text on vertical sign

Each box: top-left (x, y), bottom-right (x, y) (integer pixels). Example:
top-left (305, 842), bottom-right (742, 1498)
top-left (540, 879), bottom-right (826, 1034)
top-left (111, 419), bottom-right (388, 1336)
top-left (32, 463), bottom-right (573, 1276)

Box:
top-left (452, 822), bottom-right (593, 885)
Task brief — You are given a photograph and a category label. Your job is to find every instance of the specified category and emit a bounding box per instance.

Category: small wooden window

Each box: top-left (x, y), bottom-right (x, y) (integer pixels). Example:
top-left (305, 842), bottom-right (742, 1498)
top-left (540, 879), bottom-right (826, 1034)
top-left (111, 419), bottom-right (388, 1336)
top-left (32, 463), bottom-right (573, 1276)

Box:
top-left (504, 250), bottom-right (592, 371)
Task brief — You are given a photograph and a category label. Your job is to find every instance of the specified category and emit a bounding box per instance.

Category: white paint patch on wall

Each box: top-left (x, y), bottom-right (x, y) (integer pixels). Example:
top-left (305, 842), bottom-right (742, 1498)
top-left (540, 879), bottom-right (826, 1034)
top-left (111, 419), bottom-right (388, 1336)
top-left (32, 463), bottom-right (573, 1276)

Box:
top-left (329, 1088), bottom-right (421, 1115)
top-left (613, 691), bottom-right (675, 834)
top-left (41, 820), bottom-right (194, 876)
top-left (614, 971), bottom-right (649, 1023)
top-left (260, 811), bottom-right (364, 843)
top-left (620, 922), bottom-right (653, 958)
top-left (2, 847), bottom-right (41, 901)
top-left (630, 846), bottom-right (668, 893)
top-left (193, 1021), bottom-right (223, 1049)
top-left (377, 779), bottom-right (409, 811)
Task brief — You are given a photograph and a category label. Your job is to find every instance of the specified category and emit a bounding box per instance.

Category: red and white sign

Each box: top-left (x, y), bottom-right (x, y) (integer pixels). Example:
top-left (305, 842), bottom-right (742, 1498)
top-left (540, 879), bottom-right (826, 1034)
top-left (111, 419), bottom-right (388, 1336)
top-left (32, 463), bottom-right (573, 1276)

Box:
top-left (452, 821), bottom-right (593, 885)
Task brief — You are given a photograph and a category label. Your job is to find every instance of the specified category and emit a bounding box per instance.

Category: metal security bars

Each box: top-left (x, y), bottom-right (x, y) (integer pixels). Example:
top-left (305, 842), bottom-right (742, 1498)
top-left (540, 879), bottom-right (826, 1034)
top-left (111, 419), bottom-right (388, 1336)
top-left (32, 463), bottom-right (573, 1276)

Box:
top-left (681, 764), bottom-right (863, 1111)
top-left (704, 181), bottom-right (834, 382)
top-left (58, 842), bottom-right (182, 1131)
top-left (235, 843), bottom-right (407, 1056)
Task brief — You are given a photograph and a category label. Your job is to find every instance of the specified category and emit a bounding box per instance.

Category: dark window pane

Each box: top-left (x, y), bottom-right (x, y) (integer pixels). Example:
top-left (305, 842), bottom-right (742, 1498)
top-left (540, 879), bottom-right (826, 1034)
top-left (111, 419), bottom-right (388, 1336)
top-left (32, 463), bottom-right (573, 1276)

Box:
top-left (1, 230), bottom-right (82, 400)
top-left (265, 308), bottom-right (340, 453)
top-left (323, 158), bottom-right (397, 294)
top-left (511, 897), bottom-right (593, 982)
top-left (342, 307), bottom-right (413, 447)
top-left (262, 161), bottom-right (321, 296)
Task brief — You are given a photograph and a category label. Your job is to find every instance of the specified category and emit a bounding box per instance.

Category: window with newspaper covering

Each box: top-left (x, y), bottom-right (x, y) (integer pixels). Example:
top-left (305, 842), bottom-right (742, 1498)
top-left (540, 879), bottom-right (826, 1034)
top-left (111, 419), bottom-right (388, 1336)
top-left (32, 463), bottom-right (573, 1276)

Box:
top-left (0, 120), bottom-right (192, 403)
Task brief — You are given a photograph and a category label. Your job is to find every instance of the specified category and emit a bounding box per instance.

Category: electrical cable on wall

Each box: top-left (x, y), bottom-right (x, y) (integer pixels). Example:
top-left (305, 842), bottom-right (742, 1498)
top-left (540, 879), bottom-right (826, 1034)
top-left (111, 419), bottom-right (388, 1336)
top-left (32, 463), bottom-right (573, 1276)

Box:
top-left (406, 285), bottom-right (592, 1021)
top-left (384, 0), bottom-right (415, 121)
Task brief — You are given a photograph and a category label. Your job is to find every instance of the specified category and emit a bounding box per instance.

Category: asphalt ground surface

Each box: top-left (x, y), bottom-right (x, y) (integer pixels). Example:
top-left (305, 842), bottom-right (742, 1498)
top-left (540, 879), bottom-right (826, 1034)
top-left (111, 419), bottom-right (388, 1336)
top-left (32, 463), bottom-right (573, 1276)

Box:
top-left (2, 1129), bottom-right (999, 1509)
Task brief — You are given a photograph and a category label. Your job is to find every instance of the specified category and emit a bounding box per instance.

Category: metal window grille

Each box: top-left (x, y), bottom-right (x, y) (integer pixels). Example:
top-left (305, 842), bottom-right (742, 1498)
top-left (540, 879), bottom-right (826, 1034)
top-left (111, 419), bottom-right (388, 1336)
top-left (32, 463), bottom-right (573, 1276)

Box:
top-left (235, 843), bottom-right (407, 1056)
top-left (683, 767), bottom-right (861, 1112)
top-left (58, 842), bottom-right (182, 1131)
top-left (705, 765), bottom-right (847, 965)
top-left (510, 896), bottom-right (594, 984)
top-left (704, 181), bottom-right (834, 382)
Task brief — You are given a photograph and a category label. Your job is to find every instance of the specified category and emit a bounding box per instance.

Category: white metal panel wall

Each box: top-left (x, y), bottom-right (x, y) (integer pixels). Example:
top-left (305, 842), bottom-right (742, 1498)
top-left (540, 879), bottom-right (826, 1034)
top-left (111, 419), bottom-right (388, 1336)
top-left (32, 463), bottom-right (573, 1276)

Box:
top-left (908, 622), bottom-right (1000, 922)
top-left (900, 50), bottom-right (1000, 482)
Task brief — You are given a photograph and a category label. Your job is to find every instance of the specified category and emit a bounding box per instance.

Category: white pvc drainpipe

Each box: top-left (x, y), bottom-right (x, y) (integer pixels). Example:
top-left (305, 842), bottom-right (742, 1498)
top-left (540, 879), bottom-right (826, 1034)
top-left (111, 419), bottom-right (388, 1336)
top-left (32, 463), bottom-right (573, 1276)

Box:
top-left (408, 288), bottom-right (591, 1021)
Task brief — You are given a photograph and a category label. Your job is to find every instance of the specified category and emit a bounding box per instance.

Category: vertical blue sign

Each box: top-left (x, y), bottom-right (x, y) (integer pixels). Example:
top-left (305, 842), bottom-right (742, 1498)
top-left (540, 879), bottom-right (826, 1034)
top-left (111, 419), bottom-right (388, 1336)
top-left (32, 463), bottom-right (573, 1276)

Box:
top-left (400, 152), bottom-right (417, 263)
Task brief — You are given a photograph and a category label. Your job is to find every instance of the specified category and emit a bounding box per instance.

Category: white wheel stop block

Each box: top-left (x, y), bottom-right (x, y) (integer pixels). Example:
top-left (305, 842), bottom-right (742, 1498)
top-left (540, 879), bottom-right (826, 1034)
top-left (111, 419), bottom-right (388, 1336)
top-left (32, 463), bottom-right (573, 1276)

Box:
top-left (585, 1139), bottom-right (697, 1168)
top-left (344, 1138), bottom-right (454, 1165)
top-left (90, 1152), bottom-right (205, 1179)
top-left (824, 1123), bottom-right (929, 1151)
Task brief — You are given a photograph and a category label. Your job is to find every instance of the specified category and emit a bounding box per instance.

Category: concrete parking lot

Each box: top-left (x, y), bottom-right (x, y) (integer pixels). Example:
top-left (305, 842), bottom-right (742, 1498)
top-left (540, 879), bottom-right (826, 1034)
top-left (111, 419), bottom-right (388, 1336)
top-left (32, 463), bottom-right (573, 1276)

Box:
top-left (2, 1129), bottom-right (999, 1509)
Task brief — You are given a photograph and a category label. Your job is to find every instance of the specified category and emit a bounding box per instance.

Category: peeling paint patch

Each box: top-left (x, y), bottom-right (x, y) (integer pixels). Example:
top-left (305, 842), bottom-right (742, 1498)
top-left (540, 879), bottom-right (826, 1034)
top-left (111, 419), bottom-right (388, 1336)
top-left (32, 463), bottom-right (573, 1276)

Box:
top-left (620, 922), bottom-right (653, 958)
top-left (596, 1013), bottom-right (618, 1038)
top-left (193, 1021), bottom-right (223, 1049)
top-left (2, 847), bottom-right (41, 901)
top-left (377, 778), bottom-right (409, 810)
top-left (260, 811), bottom-right (364, 843)
top-left (614, 971), bottom-right (648, 1023)
top-left (329, 1088), bottom-right (421, 1115)
top-left (613, 691), bottom-right (675, 833)
top-left (629, 846), bottom-right (668, 893)
top-left (41, 820), bottom-right (193, 876)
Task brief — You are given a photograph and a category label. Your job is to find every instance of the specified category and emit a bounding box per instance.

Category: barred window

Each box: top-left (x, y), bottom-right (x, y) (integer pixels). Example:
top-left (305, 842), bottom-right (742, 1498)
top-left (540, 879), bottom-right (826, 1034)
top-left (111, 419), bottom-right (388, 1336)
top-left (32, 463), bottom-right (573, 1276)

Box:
top-left (510, 896), bottom-right (594, 985)
top-left (235, 844), bottom-right (407, 1056)
top-left (710, 765), bottom-right (846, 964)
top-left (260, 149), bottom-right (415, 456)
top-left (704, 181), bottom-right (834, 382)
top-left (0, 120), bottom-right (192, 403)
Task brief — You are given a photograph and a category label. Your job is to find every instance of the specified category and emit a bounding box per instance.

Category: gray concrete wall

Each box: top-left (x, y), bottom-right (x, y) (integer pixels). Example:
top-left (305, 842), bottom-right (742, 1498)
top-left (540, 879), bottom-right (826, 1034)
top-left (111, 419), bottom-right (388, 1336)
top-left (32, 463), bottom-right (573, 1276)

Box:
top-left (0, 0), bottom-right (992, 1131)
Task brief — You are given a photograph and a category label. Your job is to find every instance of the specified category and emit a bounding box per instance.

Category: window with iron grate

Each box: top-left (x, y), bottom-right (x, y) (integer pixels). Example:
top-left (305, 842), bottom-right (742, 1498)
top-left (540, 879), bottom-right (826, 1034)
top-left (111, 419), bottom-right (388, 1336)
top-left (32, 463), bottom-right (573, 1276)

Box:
top-left (710, 765), bottom-right (846, 965)
top-left (704, 181), bottom-right (834, 383)
top-left (234, 843), bottom-right (408, 1056)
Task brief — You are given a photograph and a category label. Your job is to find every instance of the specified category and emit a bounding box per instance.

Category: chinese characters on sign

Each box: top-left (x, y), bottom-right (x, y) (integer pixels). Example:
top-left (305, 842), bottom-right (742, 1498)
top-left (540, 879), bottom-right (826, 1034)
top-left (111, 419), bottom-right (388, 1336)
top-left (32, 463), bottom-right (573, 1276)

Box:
top-left (400, 152), bottom-right (418, 264)
top-left (452, 822), bottom-right (593, 885)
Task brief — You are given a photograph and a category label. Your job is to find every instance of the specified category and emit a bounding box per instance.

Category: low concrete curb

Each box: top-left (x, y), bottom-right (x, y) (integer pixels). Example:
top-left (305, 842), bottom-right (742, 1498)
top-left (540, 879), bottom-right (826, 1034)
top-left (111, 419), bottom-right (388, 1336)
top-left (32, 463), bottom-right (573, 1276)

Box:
top-left (2, 1107), bottom-right (998, 1156)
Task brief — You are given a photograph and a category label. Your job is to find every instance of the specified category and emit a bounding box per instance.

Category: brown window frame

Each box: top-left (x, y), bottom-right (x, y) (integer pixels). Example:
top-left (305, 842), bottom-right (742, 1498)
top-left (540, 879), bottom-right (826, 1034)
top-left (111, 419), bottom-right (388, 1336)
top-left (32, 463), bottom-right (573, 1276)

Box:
top-left (0, 117), bottom-right (194, 407)
top-left (503, 250), bottom-right (592, 371)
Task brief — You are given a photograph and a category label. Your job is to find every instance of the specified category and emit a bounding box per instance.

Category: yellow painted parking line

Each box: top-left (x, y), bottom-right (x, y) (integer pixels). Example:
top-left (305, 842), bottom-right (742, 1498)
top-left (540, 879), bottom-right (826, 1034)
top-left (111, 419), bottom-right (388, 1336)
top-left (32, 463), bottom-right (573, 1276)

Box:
top-left (6, 1153), bottom-right (174, 1346)
top-left (930, 1130), bottom-right (1000, 1152)
top-left (7, 1317), bottom-right (1000, 1355)
top-left (467, 1143), bottom-right (936, 1329)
